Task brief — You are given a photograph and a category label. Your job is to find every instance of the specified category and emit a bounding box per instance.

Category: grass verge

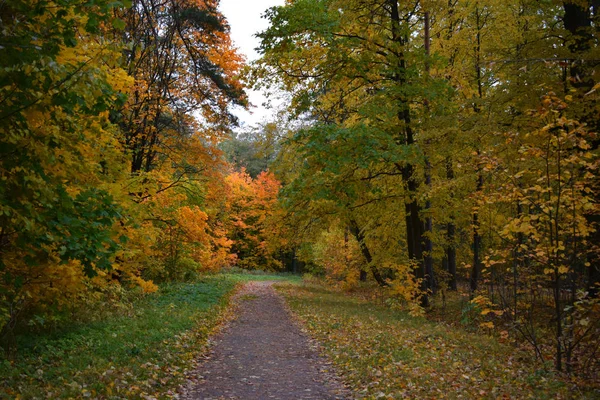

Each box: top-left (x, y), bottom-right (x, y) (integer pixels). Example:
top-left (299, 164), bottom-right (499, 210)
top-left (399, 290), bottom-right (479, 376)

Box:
top-left (277, 282), bottom-right (598, 399)
top-left (1, 276), bottom-right (238, 399)
top-left (218, 269), bottom-right (303, 283)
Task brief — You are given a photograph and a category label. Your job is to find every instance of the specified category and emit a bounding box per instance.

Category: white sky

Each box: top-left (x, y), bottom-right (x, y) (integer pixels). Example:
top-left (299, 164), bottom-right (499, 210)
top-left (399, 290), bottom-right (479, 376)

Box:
top-left (219, 0), bottom-right (285, 131)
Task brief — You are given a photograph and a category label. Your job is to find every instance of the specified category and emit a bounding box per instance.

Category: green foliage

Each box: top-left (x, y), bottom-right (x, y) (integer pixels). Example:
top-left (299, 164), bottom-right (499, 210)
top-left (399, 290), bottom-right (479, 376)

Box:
top-left (32, 188), bottom-right (123, 277)
top-left (221, 123), bottom-right (281, 178)
top-left (0, 0), bottom-right (253, 351)
top-left (0, 0), bottom-right (126, 66)
top-left (221, 135), bottom-right (268, 178)
top-left (256, 0), bottom-right (600, 375)
top-left (144, 257), bottom-right (202, 283)
top-left (0, 0), bottom-right (133, 348)
top-left (141, 257), bottom-right (201, 283)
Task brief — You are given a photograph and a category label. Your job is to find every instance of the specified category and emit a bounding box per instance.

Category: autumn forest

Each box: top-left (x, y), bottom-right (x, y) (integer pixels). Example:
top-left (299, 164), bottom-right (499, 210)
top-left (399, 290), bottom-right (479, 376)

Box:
top-left (1, 0), bottom-right (600, 398)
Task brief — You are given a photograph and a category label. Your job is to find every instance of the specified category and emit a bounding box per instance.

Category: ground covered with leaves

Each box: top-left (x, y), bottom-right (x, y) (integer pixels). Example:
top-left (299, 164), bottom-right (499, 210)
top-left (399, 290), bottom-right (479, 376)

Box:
top-left (278, 282), bottom-right (599, 399)
top-left (1, 276), bottom-right (239, 399)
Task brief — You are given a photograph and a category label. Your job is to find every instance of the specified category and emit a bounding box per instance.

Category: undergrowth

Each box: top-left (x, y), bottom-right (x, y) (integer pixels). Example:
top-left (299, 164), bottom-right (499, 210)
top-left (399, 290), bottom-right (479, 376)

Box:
top-left (0, 276), bottom-right (238, 399)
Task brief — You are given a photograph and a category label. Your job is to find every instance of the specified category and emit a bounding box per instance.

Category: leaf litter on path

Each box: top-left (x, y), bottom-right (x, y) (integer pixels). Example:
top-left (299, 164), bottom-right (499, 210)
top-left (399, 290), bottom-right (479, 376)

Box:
top-left (179, 281), bottom-right (350, 400)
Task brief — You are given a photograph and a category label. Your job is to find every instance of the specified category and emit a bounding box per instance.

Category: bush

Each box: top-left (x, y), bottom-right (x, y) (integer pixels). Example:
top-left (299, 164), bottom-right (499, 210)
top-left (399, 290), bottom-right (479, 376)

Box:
top-left (141, 257), bottom-right (200, 282)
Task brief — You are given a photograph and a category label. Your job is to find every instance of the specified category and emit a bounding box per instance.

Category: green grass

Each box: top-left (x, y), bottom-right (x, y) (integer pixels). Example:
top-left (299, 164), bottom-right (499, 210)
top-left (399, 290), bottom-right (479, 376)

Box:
top-left (277, 282), bottom-right (599, 400)
top-left (1, 276), bottom-right (238, 399)
top-left (0, 272), bottom-right (302, 399)
top-left (218, 269), bottom-right (303, 283)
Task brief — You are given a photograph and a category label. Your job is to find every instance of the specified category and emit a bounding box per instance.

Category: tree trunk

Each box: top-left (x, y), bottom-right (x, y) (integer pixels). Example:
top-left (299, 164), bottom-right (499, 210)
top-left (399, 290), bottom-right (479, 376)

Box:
top-left (423, 11), bottom-right (435, 295)
top-left (470, 171), bottom-right (484, 293)
top-left (470, 6), bottom-right (484, 294)
top-left (446, 221), bottom-right (457, 291)
top-left (445, 159), bottom-right (457, 291)
top-left (292, 248), bottom-right (298, 274)
top-left (360, 269), bottom-right (368, 282)
top-left (562, 1), bottom-right (600, 297)
top-left (389, 0), bottom-right (429, 307)
top-left (348, 219), bottom-right (387, 287)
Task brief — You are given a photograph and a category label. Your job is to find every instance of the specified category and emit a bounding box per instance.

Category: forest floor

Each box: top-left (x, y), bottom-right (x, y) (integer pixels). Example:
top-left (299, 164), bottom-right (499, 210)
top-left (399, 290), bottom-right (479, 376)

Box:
top-left (0, 274), bottom-right (292, 399)
top-left (180, 280), bottom-right (349, 399)
top-left (278, 282), bottom-right (600, 399)
top-left (4, 275), bottom-right (598, 399)
top-left (1, 278), bottom-right (240, 399)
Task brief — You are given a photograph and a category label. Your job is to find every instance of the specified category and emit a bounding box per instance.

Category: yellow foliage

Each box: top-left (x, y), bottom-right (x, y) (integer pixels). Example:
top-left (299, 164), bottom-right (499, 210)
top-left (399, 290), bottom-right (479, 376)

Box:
top-left (129, 276), bottom-right (158, 294)
top-left (386, 260), bottom-right (425, 317)
top-left (480, 321), bottom-right (495, 329)
top-left (222, 169), bottom-right (284, 270)
top-left (310, 227), bottom-right (363, 290)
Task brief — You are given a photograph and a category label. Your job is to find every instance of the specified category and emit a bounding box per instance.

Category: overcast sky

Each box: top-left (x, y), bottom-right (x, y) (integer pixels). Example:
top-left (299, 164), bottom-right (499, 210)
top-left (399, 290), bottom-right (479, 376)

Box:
top-left (219, 0), bottom-right (285, 130)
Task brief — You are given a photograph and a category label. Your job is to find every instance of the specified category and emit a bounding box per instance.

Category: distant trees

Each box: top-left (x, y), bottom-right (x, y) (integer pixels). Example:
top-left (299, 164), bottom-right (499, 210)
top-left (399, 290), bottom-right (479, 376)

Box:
top-left (221, 122), bottom-right (281, 178)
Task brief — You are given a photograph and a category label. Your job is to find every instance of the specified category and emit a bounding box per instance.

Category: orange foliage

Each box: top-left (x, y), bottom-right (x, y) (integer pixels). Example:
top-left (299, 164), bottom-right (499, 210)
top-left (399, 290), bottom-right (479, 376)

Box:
top-left (223, 169), bottom-right (285, 270)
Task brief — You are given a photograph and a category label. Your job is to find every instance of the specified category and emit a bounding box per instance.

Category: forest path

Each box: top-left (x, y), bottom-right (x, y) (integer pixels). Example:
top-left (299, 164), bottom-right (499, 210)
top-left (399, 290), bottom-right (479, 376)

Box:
top-left (179, 281), bottom-right (349, 400)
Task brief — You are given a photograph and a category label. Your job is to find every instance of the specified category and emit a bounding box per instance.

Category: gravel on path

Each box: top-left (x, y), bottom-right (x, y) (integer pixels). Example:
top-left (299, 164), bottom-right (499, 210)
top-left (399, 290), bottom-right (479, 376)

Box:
top-left (180, 281), bottom-right (349, 400)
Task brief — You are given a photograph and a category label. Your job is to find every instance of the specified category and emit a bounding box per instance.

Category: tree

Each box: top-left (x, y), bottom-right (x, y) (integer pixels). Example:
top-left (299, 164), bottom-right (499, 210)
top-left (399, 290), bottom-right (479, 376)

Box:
top-left (224, 169), bottom-right (284, 270)
top-left (254, 0), bottom-right (457, 304)
top-left (256, 2), bottom-right (600, 375)
top-left (107, 0), bottom-right (249, 282)
top-left (0, 0), bottom-right (131, 353)
top-left (116, 0), bottom-right (246, 178)
top-left (561, 0), bottom-right (600, 296)
top-left (221, 122), bottom-right (281, 178)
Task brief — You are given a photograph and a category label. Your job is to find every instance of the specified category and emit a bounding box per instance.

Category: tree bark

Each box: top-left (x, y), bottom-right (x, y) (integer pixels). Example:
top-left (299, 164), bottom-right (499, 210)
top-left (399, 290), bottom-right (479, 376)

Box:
top-left (389, 0), bottom-right (429, 307)
top-left (348, 219), bottom-right (387, 287)
top-left (445, 157), bottom-right (457, 290)
top-left (470, 171), bottom-right (484, 293)
top-left (470, 6), bottom-right (484, 294)
top-left (423, 11), bottom-right (435, 295)
top-left (562, 1), bottom-right (600, 296)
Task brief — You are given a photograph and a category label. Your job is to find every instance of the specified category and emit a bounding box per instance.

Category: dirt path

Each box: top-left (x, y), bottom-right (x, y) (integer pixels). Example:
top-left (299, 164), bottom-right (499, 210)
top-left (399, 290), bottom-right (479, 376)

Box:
top-left (180, 281), bottom-right (349, 400)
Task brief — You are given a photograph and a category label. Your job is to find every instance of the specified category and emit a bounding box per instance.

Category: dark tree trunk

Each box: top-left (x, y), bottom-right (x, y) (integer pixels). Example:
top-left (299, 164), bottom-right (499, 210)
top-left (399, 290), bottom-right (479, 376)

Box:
top-left (446, 221), bottom-right (457, 291)
top-left (389, 0), bottom-right (429, 307)
top-left (446, 159), bottom-right (457, 291)
top-left (423, 11), bottom-right (435, 295)
top-left (563, 1), bottom-right (600, 296)
top-left (292, 248), bottom-right (298, 274)
top-left (360, 269), bottom-right (368, 282)
top-left (424, 157), bottom-right (435, 295)
top-left (470, 171), bottom-right (484, 293)
top-left (345, 226), bottom-right (366, 281)
top-left (348, 219), bottom-right (387, 287)
top-left (470, 6), bottom-right (485, 294)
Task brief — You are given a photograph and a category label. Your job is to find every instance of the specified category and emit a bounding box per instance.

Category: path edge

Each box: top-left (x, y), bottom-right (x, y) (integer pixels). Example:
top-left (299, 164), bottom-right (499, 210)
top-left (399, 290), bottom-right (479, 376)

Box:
top-left (273, 281), bottom-right (353, 400)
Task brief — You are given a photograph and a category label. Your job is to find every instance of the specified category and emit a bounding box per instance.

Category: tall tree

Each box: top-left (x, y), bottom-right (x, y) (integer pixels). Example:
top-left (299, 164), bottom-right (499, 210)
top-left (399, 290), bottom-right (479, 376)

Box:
top-left (117, 0), bottom-right (247, 178)
top-left (562, 0), bottom-right (600, 295)
top-left (255, 0), bottom-right (454, 304)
